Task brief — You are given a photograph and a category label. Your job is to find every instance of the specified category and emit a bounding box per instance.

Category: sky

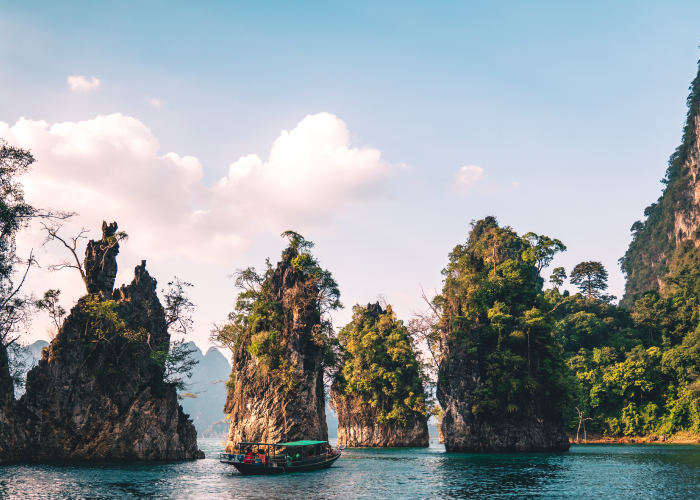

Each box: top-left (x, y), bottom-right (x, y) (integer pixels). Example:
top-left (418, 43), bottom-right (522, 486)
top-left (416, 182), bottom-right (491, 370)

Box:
top-left (2, 0), bottom-right (700, 351)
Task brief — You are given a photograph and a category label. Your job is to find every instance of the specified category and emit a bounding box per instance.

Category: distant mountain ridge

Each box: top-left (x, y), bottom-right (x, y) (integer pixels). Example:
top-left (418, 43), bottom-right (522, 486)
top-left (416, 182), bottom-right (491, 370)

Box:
top-left (621, 59), bottom-right (700, 305)
top-left (178, 342), bottom-right (231, 437)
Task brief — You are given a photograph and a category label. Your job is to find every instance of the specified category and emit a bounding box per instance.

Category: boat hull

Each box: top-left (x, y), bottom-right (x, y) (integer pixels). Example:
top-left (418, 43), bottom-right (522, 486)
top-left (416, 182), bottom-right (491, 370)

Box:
top-left (225, 454), bottom-right (341, 475)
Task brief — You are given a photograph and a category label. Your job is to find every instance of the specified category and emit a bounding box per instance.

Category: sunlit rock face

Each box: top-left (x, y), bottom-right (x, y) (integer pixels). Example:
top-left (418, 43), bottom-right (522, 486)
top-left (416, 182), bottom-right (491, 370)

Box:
top-left (331, 395), bottom-right (429, 447)
top-left (0, 222), bottom-right (203, 463)
top-left (621, 64), bottom-right (700, 305)
top-left (224, 250), bottom-right (327, 450)
top-left (438, 337), bottom-right (570, 453)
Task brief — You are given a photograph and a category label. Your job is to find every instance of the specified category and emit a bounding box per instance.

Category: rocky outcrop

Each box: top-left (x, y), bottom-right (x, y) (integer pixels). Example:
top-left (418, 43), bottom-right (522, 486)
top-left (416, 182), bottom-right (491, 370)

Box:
top-left (330, 302), bottom-right (429, 448)
top-left (224, 244), bottom-right (328, 449)
top-left (0, 345), bottom-right (24, 463)
top-left (621, 60), bottom-right (700, 305)
top-left (438, 334), bottom-right (570, 453)
top-left (84, 221), bottom-right (120, 297)
top-left (0, 221), bottom-right (203, 463)
top-left (333, 395), bottom-right (429, 447)
top-left (435, 217), bottom-right (570, 453)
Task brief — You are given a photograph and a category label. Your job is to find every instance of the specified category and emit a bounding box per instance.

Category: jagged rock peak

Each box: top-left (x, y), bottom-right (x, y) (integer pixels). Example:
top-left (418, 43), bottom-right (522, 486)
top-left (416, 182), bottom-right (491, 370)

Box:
top-left (224, 237), bottom-right (331, 449)
top-left (84, 221), bottom-right (120, 297)
top-left (365, 302), bottom-right (384, 317)
top-left (0, 222), bottom-right (204, 463)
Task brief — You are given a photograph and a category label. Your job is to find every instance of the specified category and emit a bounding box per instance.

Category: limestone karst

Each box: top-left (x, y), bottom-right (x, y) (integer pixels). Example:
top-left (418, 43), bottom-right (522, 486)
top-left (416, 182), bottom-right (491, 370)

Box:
top-left (621, 61), bottom-right (700, 305)
top-left (331, 303), bottom-right (429, 448)
top-left (219, 233), bottom-right (336, 449)
top-left (0, 221), bottom-right (203, 463)
top-left (436, 218), bottom-right (570, 452)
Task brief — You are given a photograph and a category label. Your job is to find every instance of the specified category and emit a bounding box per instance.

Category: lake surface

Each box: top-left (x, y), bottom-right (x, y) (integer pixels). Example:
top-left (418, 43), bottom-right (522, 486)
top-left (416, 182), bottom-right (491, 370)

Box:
top-left (1, 439), bottom-right (699, 499)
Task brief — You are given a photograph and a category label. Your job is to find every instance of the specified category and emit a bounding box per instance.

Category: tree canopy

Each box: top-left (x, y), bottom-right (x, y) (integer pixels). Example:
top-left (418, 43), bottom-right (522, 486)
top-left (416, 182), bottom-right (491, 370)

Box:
top-left (570, 261), bottom-right (609, 299)
top-left (331, 303), bottom-right (428, 426)
top-left (434, 217), bottom-right (569, 420)
top-left (211, 231), bottom-right (342, 382)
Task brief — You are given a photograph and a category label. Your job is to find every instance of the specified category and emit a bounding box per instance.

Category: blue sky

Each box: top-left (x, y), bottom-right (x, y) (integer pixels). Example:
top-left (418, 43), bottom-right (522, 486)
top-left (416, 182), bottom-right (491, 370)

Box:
top-left (2, 1), bottom-right (700, 348)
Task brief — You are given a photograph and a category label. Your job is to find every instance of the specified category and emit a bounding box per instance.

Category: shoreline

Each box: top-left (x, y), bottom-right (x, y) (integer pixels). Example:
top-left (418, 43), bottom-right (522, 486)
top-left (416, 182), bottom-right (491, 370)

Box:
top-left (568, 433), bottom-right (700, 445)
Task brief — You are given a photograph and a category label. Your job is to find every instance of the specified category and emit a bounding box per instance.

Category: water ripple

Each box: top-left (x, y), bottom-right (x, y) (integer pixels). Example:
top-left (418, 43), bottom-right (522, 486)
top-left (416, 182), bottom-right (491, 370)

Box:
top-left (0, 440), bottom-right (699, 499)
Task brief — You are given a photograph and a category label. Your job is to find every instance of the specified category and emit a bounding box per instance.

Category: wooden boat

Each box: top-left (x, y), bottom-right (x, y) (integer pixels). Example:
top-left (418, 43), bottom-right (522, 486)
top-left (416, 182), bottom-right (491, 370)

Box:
top-left (219, 440), bottom-right (344, 475)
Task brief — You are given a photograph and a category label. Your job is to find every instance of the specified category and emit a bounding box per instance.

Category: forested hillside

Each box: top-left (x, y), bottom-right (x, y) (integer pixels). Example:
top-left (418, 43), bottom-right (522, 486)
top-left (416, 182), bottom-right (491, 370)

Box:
top-left (557, 60), bottom-right (700, 439)
top-left (620, 59), bottom-right (700, 305)
top-left (552, 286), bottom-right (700, 439)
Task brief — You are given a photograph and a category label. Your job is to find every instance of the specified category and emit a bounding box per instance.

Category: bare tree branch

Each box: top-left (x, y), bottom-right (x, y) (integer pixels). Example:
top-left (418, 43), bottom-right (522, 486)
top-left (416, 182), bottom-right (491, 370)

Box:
top-left (40, 222), bottom-right (89, 290)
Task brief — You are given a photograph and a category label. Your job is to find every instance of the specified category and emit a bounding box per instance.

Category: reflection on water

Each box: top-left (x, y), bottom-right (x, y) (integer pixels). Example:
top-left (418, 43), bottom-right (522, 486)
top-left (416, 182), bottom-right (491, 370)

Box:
top-left (0, 439), bottom-right (699, 499)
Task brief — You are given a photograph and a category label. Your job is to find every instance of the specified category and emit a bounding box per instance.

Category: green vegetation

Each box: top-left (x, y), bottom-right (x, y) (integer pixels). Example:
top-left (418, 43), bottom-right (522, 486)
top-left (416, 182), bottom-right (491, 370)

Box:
top-left (428, 216), bottom-right (700, 439)
top-left (619, 59), bottom-right (700, 306)
top-left (331, 303), bottom-right (429, 426)
top-left (556, 266), bottom-right (700, 437)
top-left (212, 231), bottom-right (342, 389)
top-left (433, 217), bottom-right (570, 421)
top-left (580, 59), bottom-right (700, 437)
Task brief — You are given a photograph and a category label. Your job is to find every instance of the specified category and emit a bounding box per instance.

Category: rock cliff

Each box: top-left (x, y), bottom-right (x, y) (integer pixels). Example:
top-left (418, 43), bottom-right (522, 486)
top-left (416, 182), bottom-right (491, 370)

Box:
top-left (621, 60), bottom-right (700, 305)
top-left (330, 303), bottom-right (429, 448)
top-left (0, 221), bottom-right (203, 463)
top-left (333, 396), bottom-right (429, 447)
top-left (0, 345), bottom-right (23, 463)
top-left (438, 337), bottom-right (570, 452)
top-left (436, 217), bottom-right (570, 453)
top-left (224, 238), bottom-right (329, 449)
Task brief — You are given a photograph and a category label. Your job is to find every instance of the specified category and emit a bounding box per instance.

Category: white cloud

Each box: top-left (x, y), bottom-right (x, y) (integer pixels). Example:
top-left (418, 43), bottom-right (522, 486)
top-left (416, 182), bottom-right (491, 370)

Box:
top-left (212, 112), bottom-right (392, 227)
top-left (146, 98), bottom-right (165, 108)
top-left (0, 111), bottom-right (395, 347)
top-left (0, 111), bottom-right (393, 263)
top-left (67, 75), bottom-right (101, 91)
top-left (451, 165), bottom-right (484, 193)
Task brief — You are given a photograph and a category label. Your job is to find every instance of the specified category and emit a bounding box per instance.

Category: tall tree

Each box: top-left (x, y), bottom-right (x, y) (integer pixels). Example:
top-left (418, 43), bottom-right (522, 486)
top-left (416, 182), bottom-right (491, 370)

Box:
top-left (0, 140), bottom-right (72, 349)
top-left (569, 261), bottom-right (609, 299)
top-left (521, 233), bottom-right (567, 281)
top-left (549, 267), bottom-right (567, 291)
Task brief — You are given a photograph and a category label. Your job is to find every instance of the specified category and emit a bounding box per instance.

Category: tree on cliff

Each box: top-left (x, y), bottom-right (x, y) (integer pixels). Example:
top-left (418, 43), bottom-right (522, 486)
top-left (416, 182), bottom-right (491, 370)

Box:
top-left (212, 231), bottom-right (342, 444)
top-left (35, 289), bottom-right (66, 338)
top-left (213, 231), bottom-right (342, 377)
top-left (435, 217), bottom-right (570, 441)
top-left (39, 222), bottom-right (127, 293)
top-left (331, 303), bottom-right (430, 427)
top-left (618, 58), bottom-right (700, 305)
top-left (522, 233), bottom-right (566, 281)
top-left (569, 261), bottom-right (608, 299)
top-left (0, 140), bottom-right (72, 358)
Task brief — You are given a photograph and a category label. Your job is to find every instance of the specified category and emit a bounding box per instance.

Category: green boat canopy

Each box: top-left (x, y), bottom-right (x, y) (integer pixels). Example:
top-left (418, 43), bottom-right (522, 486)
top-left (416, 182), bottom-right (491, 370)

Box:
top-left (237, 440), bottom-right (328, 447)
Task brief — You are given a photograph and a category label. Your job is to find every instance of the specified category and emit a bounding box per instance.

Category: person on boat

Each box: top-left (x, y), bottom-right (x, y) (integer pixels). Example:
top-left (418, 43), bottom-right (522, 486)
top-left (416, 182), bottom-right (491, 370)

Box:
top-left (257, 449), bottom-right (267, 465)
top-left (326, 444), bottom-right (334, 457)
top-left (244, 448), bottom-right (254, 464)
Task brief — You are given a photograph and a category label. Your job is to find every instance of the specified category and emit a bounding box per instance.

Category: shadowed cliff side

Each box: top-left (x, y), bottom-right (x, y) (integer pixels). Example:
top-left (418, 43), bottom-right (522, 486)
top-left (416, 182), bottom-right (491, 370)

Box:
top-left (331, 303), bottom-right (429, 447)
top-left (216, 232), bottom-right (340, 449)
top-left (0, 344), bottom-right (23, 462)
top-left (0, 221), bottom-right (203, 463)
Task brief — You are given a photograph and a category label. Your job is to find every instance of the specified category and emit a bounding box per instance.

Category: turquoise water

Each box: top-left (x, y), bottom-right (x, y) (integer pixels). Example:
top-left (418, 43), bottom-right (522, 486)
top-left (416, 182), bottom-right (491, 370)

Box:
top-left (1, 439), bottom-right (699, 499)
